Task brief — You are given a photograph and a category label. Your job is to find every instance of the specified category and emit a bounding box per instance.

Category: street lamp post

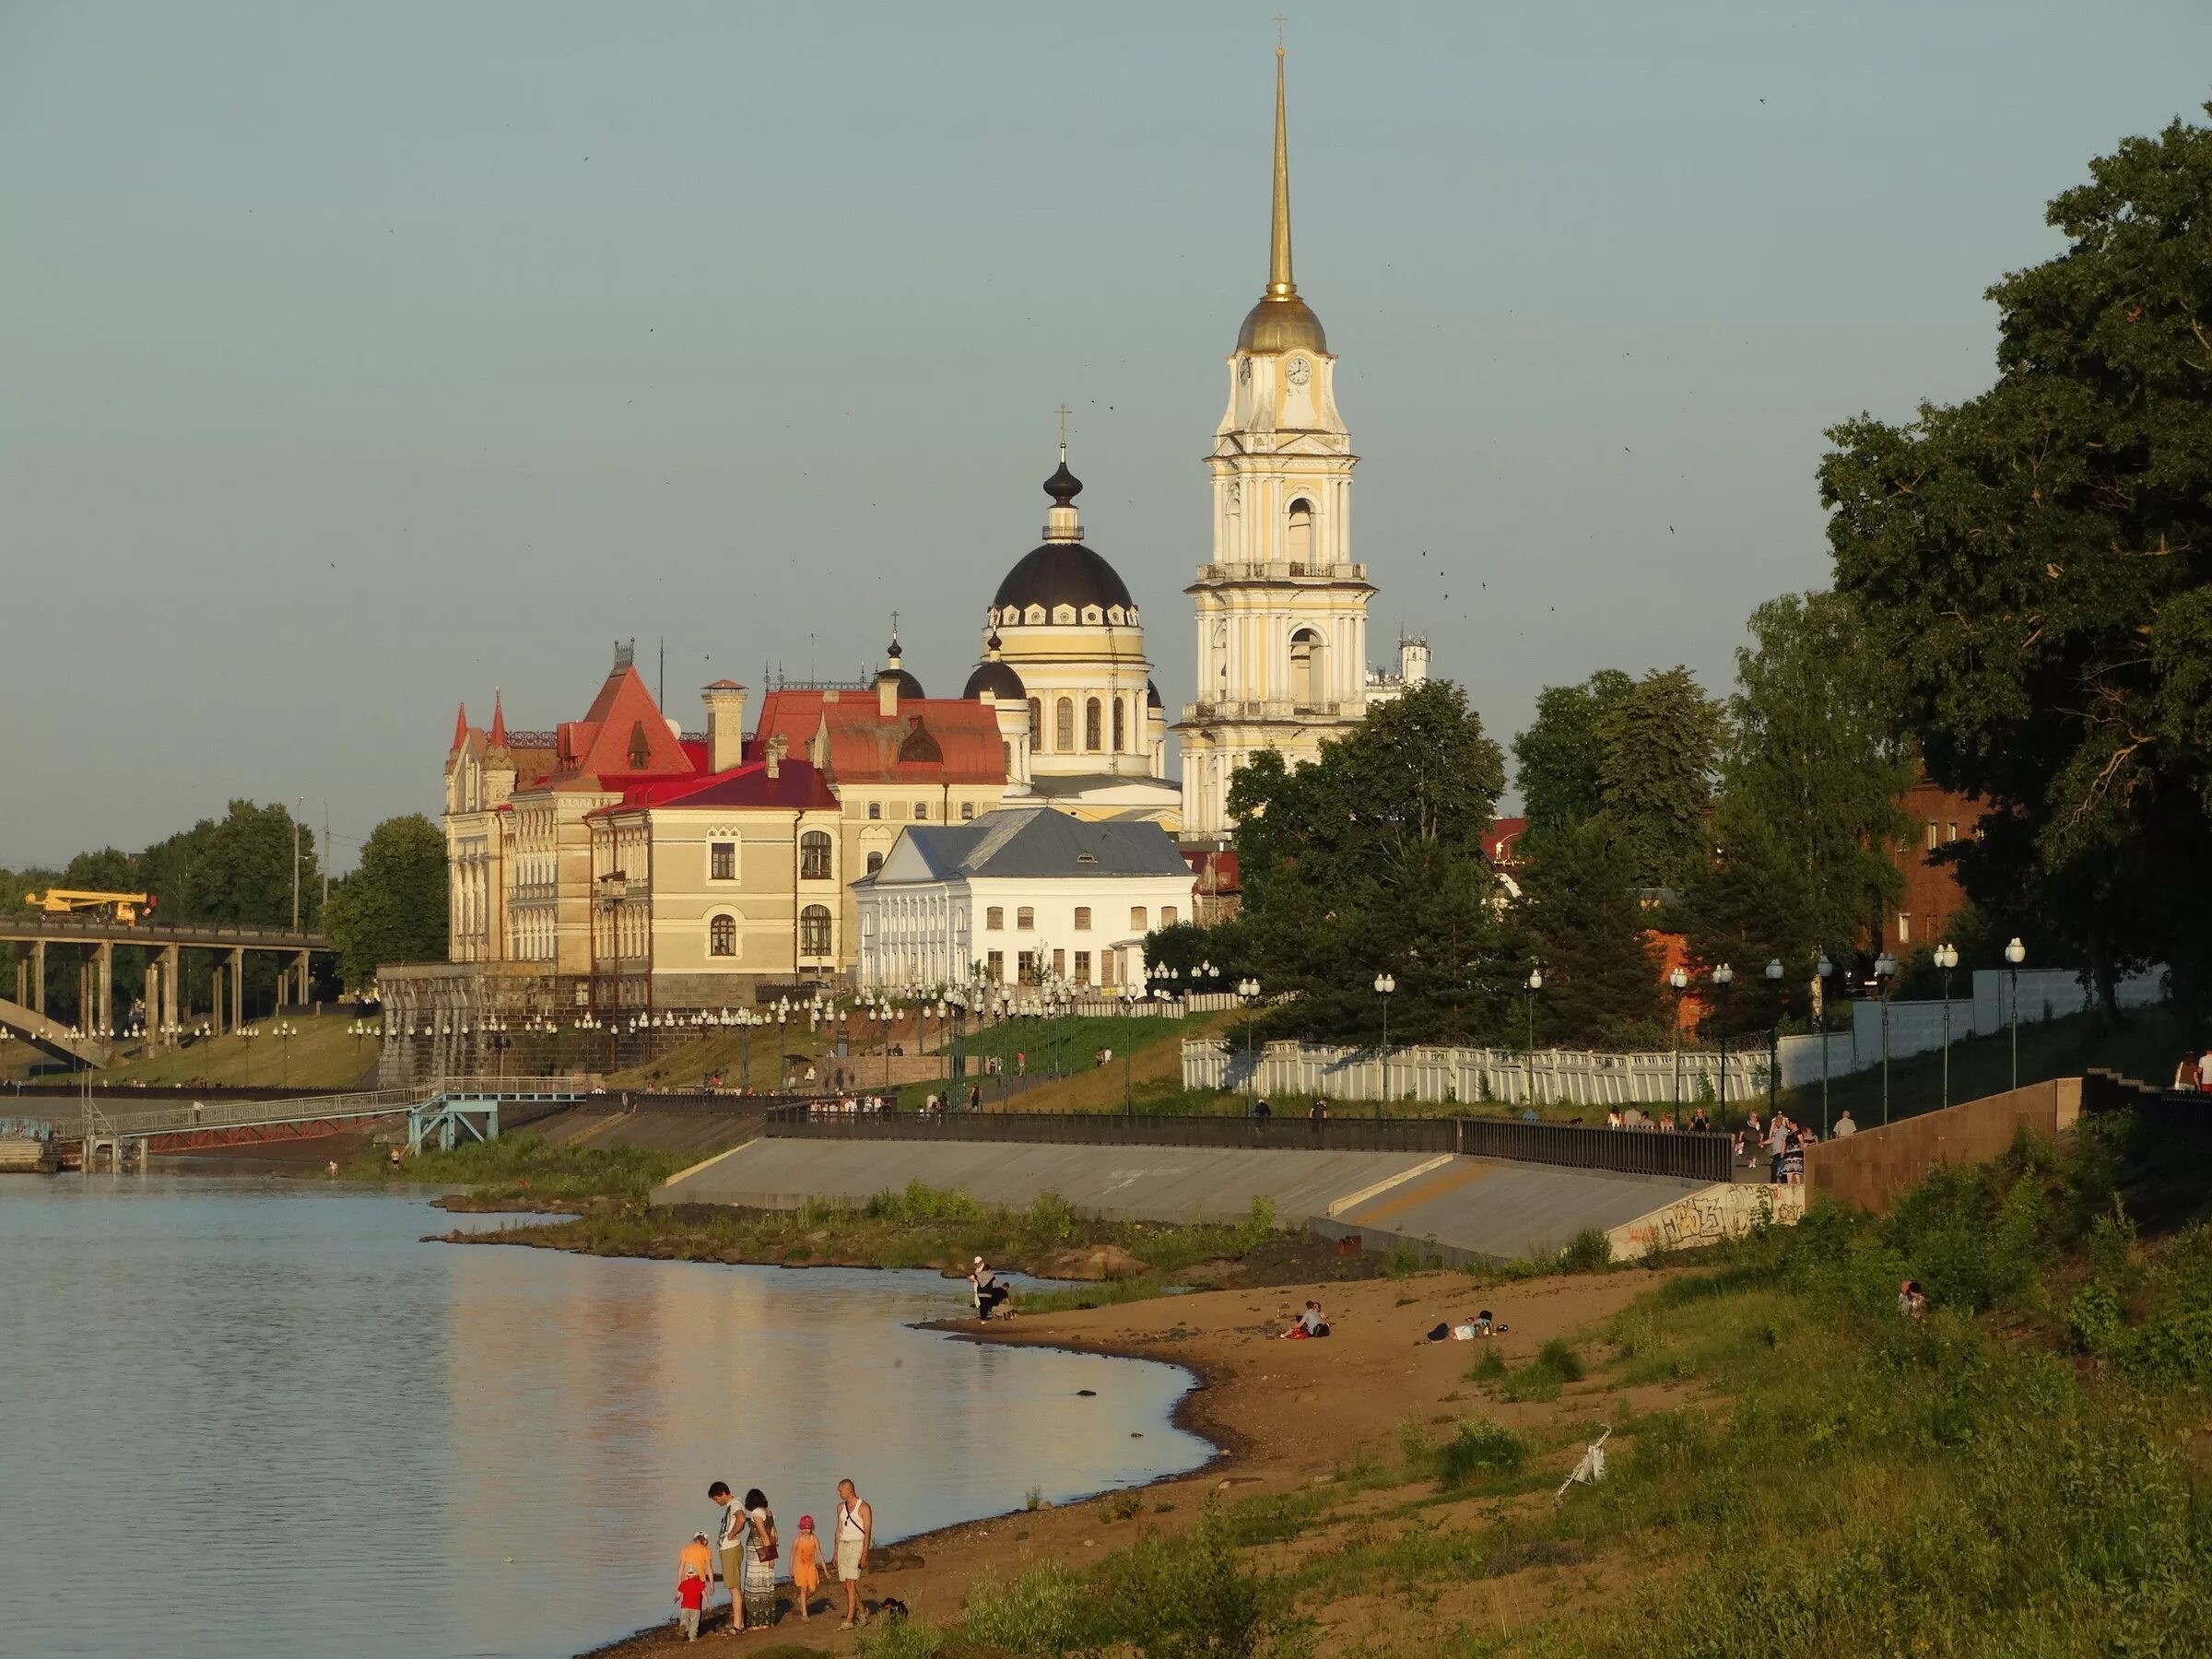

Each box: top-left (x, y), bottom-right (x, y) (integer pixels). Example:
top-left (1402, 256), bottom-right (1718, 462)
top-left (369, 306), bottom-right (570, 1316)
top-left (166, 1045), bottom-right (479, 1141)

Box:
top-left (1815, 955), bottom-right (1834, 1136)
top-left (1875, 953), bottom-right (1900, 1125)
top-left (1237, 978), bottom-right (1262, 1112)
top-left (1668, 966), bottom-right (1689, 1118)
top-left (1372, 971), bottom-right (1396, 1119)
top-left (1524, 968), bottom-right (1544, 1110)
top-left (2005, 936), bottom-right (2027, 1090)
top-left (1935, 941), bottom-right (1959, 1109)
top-left (1764, 959), bottom-right (1784, 1120)
top-left (1712, 964), bottom-right (1735, 1133)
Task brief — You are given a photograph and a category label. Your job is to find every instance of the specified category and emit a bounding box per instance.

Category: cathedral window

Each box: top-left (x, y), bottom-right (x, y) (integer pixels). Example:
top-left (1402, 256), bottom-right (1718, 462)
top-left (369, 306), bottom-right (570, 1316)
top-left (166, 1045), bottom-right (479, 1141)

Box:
top-left (1085, 698), bottom-right (1102, 751)
top-left (1082, 606), bottom-right (1101, 626)
top-left (1055, 698), bottom-right (1075, 751)
top-left (800, 831), bottom-right (832, 879)
top-left (1107, 606), bottom-right (1124, 626)
top-left (799, 905), bottom-right (833, 957)
top-left (1026, 699), bottom-right (1041, 744)
top-left (961, 801), bottom-right (975, 820)
top-left (1290, 629), bottom-right (1326, 707)
top-left (865, 851), bottom-right (883, 876)
top-left (1287, 499), bottom-right (1314, 570)
top-left (868, 801), bottom-right (881, 820)
top-left (709, 915), bottom-right (737, 958)
top-left (1026, 605), bottom-right (1046, 625)
top-left (710, 841), bottom-right (735, 881)
top-left (1112, 698), bottom-right (1126, 752)
top-left (1053, 605), bottom-right (1077, 625)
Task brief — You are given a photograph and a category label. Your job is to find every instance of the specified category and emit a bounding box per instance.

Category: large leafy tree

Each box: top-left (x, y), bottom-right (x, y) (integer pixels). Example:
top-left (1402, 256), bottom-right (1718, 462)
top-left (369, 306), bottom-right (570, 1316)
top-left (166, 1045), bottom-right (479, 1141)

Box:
top-left (1822, 110), bottom-right (2212, 1014)
top-left (1674, 794), bottom-right (1812, 1038)
top-left (1512, 818), bottom-right (1665, 1047)
top-left (1230, 680), bottom-right (1512, 1045)
top-left (1724, 591), bottom-right (1911, 959)
top-left (323, 815), bottom-right (448, 990)
top-left (1512, 669), bottom-right (1631, 836)
top-left (1592, 666), bottom-right (1724, 891)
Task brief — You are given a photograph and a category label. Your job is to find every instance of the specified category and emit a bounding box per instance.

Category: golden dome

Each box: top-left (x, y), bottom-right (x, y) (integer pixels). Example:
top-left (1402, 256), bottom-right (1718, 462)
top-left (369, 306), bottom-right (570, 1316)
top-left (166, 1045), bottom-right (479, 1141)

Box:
top-left (1237, 293), bottom-right (1327, 355)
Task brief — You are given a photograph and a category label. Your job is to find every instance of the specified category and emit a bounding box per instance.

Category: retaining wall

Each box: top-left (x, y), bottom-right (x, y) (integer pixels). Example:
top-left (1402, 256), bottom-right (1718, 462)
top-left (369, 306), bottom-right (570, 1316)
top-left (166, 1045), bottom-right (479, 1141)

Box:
top-left (1802, 1077), bottom-right (2081, 1214)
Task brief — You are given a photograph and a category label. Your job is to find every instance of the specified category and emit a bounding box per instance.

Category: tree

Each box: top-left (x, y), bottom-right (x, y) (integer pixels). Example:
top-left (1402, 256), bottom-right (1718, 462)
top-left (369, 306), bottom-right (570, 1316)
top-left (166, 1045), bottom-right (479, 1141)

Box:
top-left (1230, 680), bottom-right (1512, 1046)
top-left (1512, 670), bottom-right (1631, 837)
top-left (323, 815), bottom-right (449, 990)
top-left (1593, 667), bottom-right (1724, 891)
top-left (1822, 110), bottom-right (2212, 1016)
top-left (1673, 794), bottom-right (1813, 1038)
top-left (1724, 591), bottom-right (1911, 959)
top-left (1512, 818), bottom-right (1664, 1048)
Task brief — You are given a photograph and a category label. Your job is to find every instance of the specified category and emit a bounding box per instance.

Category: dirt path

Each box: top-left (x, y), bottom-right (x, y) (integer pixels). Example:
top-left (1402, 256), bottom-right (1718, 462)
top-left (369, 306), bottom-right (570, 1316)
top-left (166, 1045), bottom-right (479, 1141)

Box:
top-left (582, 1266), bottom-right (1660, 1656)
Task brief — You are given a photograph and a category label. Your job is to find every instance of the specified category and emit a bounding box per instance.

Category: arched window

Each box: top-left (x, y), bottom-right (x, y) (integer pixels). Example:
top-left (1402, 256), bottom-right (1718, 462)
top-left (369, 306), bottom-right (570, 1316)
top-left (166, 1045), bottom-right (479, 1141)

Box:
top-left (709, 915), bottom-right (737, 958)
top-left (1112, 697), bottom-right (1126, 752)
top-left (1055, 698), bottom-right (1075, 751)
top-left (865, 851), bottom-right (884, 876)
top-left (1002, 740), bottom-right (1012, 774)
top-left (1026, 698), bottom-right (1042, 746)
top-left (1287, 498), bottom-right (1314, 568)
top-left (799, 905), bottom-right (832, 958)
top-left (800, 830), bottom-right (832, 880)
top-left (1085, 697), bottom-right (1102, 751)
top-left (1290, 628), bottom-right (1326, 707)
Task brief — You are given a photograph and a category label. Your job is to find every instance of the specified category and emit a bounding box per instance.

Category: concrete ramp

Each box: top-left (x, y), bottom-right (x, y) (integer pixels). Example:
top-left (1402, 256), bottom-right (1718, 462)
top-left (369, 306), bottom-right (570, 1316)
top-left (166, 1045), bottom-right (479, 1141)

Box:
top-left (525, 1104), bottom-right (765, 1159)
top-left (1324, 1158), bottom-right (1710, 1266)
top-left (656, 1138), bottom-right (1445, 1226)
top-left (0, 995), bottom-right (111, 1070)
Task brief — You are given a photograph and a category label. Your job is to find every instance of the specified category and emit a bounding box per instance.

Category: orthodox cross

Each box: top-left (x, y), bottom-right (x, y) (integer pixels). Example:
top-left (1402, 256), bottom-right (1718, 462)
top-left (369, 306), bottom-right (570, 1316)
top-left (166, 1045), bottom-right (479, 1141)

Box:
top-left (1054, 403), bottom-right (1071, 454)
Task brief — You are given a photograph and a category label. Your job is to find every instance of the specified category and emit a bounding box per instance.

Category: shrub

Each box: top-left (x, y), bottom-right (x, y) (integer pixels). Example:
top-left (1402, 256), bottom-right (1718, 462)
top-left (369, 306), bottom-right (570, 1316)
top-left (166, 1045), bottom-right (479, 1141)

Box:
top-left (1467, 1347), bottom-right (1509, 1382)
top-left (1435, 1418), bottom-right (1528, 1486)
top-left (855, 1618), bottom-right (943, 1659)
top-left (1559, 1229), bottom-right (1614, 1273)
top-left (1233, 1196), bottom-right (1277, 1255)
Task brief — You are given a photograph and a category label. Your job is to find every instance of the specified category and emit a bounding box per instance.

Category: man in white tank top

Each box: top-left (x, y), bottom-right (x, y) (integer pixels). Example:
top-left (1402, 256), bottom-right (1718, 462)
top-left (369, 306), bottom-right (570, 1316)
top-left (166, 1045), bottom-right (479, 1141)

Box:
top-left (834, 1477), bottom-right (872, 1629)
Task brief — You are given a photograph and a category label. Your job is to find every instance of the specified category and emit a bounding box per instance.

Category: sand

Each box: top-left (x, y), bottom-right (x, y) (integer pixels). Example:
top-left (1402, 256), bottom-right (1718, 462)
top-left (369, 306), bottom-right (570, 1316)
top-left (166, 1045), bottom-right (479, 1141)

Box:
top-left (581, 1265), bottom-right (1662, 1657)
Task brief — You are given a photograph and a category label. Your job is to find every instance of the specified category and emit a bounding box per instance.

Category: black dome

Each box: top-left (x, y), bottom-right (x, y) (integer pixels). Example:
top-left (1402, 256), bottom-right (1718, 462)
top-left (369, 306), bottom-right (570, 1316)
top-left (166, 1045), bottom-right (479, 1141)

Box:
top-left (876, 666), bottom-right (927, 699)
top-left (993, 543), bottom-right (1135, 614)
top-left (963, 659), bottom-right (1027, 701)
top-left (1146, 679), bottom-right (1163, 710)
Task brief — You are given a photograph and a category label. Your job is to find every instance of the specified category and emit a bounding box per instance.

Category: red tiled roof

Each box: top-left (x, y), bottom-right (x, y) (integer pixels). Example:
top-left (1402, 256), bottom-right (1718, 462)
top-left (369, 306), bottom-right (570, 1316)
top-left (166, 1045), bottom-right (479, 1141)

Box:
top-left (752, 689), bottom-right (1005, 785)
top-left (488, 692), bottom-right (507, 748)
top-left (451, 702), bottom-right (468, 752)
top-left (550, 665), bottom-right (699, 787)
top-left (585, 758), bottom-right (839, 818)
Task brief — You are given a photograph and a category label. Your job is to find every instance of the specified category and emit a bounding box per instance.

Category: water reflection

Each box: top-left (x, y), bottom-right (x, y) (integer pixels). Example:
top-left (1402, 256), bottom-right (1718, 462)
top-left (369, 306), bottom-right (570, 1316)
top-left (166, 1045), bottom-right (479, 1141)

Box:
top-left (0, 1177), bottom-right (1209, 1658)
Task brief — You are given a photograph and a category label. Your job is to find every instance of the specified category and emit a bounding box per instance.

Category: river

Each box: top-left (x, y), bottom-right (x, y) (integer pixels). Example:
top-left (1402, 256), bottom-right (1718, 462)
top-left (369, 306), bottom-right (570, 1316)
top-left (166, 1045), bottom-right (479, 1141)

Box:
top-left (0, 1173), bottom-right (1212, 1658)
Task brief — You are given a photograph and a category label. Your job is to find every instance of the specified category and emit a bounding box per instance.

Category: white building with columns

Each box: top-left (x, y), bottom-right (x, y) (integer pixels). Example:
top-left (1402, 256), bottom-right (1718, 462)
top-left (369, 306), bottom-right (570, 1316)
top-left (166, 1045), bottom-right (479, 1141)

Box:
top-left (1174, 45), bottom-right (1428, 841)
top-left (853, 808), bottom-right (1194, 992)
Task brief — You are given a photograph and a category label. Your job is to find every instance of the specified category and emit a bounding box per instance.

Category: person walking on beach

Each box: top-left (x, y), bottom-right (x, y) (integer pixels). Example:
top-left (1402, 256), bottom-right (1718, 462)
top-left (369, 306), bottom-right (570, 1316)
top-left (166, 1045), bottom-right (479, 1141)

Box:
top-left (834, 1479), bottom-right (872, 1630)
top-left (789, 1516), bottom-right (824, 1621)
top-left (676, 1532), bottom-right (713, 1641)
top-left (739, 1488), bottom-right (779, 1630)
top-left (709, 1481), bottom-right (747, 1627)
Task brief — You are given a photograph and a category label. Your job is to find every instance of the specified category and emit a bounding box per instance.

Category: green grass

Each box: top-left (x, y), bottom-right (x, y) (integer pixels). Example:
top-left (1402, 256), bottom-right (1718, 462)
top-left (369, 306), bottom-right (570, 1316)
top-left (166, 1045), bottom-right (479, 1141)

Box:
top-left (360, 1132), bottom-right (701, 1203)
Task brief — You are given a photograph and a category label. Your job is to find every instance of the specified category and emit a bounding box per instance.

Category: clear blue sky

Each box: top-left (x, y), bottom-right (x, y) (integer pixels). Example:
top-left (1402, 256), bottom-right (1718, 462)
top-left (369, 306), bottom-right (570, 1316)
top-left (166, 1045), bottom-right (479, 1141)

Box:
top-left (6, 2), bottom-right (2209, 869)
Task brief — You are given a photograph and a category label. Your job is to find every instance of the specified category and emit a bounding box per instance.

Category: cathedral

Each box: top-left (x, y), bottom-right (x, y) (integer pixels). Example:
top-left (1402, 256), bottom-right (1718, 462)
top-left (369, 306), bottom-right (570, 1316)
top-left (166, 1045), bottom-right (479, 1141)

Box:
top-left (962, 42), bottom-right (1427, 843)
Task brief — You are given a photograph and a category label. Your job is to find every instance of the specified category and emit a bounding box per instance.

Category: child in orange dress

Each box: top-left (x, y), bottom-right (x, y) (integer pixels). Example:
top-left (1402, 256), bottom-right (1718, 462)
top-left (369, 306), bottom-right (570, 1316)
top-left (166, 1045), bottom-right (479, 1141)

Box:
top-left (790, 1515), bottom-right (824, 1620)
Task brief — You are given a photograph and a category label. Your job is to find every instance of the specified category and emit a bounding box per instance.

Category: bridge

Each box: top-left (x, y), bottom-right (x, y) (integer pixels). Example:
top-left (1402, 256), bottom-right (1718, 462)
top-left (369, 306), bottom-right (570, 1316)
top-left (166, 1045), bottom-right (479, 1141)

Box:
top-left (66, 1076), bottom-right (580, 1167)
top-left (0, 915), bottom-right (332, 1066)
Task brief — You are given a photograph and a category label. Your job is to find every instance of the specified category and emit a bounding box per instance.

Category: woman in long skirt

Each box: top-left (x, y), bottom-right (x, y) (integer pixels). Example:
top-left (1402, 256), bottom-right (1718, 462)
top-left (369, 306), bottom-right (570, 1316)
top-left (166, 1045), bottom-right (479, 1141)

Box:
top-left (741, 1488), bottom-right (780, 1629)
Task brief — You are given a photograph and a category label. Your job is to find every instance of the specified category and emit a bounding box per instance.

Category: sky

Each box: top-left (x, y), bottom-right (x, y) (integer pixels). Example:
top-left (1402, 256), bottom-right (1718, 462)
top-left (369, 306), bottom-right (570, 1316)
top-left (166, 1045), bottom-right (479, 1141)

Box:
top-left (6, 2), bottom-right (2211, 872)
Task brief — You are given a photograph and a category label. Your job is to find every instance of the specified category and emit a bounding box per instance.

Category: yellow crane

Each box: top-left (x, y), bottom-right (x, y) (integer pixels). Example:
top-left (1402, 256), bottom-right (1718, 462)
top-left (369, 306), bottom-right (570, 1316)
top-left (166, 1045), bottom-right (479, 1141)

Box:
top-left (23, 889), bottom-right (157, 924)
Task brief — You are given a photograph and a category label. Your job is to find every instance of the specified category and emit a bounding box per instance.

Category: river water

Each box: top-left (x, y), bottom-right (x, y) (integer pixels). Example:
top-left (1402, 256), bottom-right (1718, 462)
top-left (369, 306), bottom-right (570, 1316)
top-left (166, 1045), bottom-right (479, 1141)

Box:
top-left (0, 1174), bottom-right (1211, 1658)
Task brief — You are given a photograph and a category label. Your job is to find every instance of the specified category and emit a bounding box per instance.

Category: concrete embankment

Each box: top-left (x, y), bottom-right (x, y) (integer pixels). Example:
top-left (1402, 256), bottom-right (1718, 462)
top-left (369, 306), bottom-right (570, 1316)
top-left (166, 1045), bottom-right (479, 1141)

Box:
top-left (655, 1135), bottom-right (1723, 1262)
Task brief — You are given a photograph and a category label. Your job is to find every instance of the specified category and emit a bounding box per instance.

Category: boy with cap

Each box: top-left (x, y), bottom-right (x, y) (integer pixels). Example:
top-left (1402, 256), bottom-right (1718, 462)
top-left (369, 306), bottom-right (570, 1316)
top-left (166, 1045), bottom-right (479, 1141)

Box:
top-left (675, 1531), bottom-right (713, 1640)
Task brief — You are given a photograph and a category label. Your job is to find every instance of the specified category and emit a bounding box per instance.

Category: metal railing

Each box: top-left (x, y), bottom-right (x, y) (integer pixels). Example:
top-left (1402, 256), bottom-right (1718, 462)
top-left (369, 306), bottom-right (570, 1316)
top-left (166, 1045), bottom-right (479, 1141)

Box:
top-left (97, 1087), bottom-right (429, 1137)
top-left (761, 1106), bottom-right (1734, 1182)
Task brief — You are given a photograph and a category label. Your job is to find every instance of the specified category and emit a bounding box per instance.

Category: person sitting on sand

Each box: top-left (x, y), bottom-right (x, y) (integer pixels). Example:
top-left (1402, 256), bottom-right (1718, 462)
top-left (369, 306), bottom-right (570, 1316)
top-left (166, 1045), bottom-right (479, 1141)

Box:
top-left (971, 1256), bottom-right (1013, 1320)
top-left (1280, 1300), bottom-right (1330, 1339)
top-left (790, 1516), bottom-right (824, 1621)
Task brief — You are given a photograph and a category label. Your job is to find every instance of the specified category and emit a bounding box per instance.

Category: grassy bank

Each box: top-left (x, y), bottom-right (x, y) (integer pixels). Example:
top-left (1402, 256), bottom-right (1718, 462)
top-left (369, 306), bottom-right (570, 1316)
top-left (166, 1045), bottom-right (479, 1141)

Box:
top-left (443, 1178), bottom-right (1383, 1296)
top-left (3, 1015), bottom-right (377, 1089)
top-left (354, 1133), bottom-right (708, 1205)
top-left (855, 1115), bottom-right (2212, 1658)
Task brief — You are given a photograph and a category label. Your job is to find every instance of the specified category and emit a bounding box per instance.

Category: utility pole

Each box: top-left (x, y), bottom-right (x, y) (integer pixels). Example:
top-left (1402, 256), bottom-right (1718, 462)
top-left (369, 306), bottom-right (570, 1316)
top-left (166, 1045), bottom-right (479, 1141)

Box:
top-left (322, 801), bottom-right (331, 913)
top-left (291, 798), bottom-right (302, 933)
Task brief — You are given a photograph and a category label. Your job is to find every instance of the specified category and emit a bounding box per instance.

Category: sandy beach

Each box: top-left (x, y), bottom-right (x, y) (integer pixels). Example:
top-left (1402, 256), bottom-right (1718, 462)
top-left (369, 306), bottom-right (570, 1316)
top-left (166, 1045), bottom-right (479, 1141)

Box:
top-left (581, 1265), bottom-right (1661, 1657)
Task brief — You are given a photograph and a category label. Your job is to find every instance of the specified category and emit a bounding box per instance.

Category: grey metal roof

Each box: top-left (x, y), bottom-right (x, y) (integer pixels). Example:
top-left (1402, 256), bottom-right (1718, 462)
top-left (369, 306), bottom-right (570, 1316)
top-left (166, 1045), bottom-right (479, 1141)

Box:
top-left (888, 806), bottom-right (1188, 882)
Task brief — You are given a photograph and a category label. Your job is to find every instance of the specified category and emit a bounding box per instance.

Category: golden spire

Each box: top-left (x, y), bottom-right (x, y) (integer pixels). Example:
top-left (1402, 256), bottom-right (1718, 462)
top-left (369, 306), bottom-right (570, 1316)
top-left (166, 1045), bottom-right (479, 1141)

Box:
top-left (1268, 42), bottom-right (1294, 300)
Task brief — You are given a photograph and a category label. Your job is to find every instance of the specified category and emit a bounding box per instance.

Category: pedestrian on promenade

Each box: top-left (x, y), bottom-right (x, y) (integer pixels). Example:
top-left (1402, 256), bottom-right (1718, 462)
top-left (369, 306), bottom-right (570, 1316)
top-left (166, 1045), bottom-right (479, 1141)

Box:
top-left (1253, 1098), bottom-right (1271, 1120)
top-left (2174, 1053), bottom-right (2200, 1091)
top-left (1688, 1106), bottom-right (1711, 1133)
top-left (709, 1481), bottom-right (747, 1627)
top-left (968, 1084), bottom-right (982, 1111)
top-left (739, 1488), bottom-right (779, 1630)
top-left (790, 1516), bottom-right (824, 1621)
top-left (676, 1532), bottom-right (713, 1641)
top-left (834, 1478), bottom-right (873, 1630)
top-left (1834, 1109), bottom-right (1857, 1136)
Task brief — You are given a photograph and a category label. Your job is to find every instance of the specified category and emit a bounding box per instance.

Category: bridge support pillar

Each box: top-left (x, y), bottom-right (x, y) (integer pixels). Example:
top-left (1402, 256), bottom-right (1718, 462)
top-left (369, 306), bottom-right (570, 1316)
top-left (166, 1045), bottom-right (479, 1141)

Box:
top-left (142, 960), bottom-right (157, 1047)
top-left (229, 948), bottom-right (244, 1031)
top-left (161, 946), bottom-right (180, 1039)
top-left (30, 940), bottom-right (42, 1017)
top-left (96, 942), bottom-right (113, 1041)
top-left (294, 949), bottom-right (312, 1008)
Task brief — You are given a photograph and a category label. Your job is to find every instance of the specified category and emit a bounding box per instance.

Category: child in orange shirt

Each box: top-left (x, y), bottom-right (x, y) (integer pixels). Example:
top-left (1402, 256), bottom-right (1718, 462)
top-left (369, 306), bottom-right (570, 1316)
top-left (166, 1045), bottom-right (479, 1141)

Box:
top-left (789, 1515), bottom-right (825, 1620)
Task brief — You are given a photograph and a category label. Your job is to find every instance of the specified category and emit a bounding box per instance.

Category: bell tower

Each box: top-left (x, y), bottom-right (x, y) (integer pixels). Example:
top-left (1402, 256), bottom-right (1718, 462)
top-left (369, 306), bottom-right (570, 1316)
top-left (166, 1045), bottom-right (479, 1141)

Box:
top-left (1175, 44), bottom-right (1375, 840)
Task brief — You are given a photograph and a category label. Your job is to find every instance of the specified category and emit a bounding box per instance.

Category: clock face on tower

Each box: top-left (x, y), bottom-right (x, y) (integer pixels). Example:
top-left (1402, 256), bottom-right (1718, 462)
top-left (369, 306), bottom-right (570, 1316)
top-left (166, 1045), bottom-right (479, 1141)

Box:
top-left (1286, 358), bottom-right (1312, 386)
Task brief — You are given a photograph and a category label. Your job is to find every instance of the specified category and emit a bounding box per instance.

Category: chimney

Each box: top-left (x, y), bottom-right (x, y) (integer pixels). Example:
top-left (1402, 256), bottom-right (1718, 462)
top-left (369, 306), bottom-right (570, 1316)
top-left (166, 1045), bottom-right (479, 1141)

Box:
top-left (701, 681), bottom-right (748, 773)
top-left (877, 670), bottom-right (900, 718)
top-left (765, 733), bottom-right (788, 780)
